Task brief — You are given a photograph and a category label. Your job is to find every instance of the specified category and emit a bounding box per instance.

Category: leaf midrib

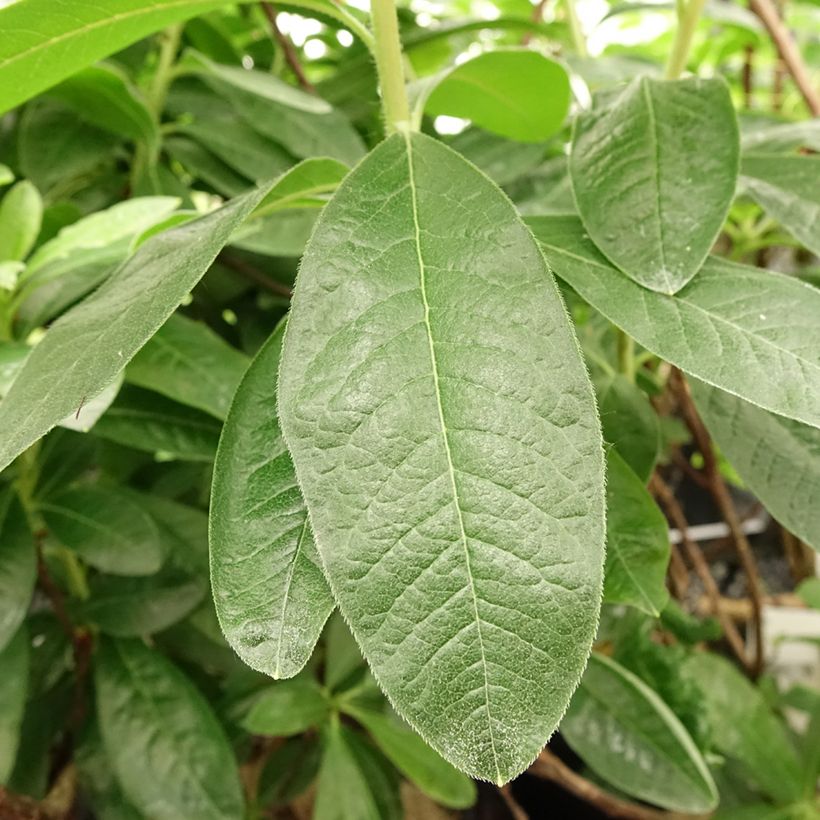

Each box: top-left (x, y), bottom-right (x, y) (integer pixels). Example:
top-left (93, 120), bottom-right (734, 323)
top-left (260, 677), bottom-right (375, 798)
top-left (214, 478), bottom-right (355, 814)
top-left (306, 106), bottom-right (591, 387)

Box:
top-left (404, 133), bottom-right (502, 784)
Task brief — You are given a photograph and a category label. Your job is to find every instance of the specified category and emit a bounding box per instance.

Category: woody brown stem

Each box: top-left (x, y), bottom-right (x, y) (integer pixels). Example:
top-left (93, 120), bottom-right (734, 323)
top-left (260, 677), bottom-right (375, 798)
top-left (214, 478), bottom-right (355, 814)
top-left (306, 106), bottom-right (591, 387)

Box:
top-left (261, 1), bottom-right (316, 93)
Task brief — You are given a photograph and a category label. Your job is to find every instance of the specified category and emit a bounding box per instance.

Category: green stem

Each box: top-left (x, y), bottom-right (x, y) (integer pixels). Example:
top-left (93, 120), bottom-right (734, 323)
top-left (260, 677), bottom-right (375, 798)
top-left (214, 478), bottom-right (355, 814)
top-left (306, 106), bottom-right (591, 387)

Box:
top-left (665, 0), bottom-right (707, 79)
top-left (370, 0), bottom-right (411, 135)
top-left (147, 24), bottom-right (183, 116)
top-left (617, 330), bottom-right (636, 382)
top-left (565, 0), bottom-right (589, 58)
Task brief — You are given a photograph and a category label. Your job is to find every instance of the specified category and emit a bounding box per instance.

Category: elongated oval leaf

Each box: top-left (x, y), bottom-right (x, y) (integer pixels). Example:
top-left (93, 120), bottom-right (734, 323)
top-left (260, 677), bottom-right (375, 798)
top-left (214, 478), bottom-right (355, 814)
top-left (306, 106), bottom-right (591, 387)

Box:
top-left (691, 380), bottom-right (820, 551)
top-left (0, 182), bottom-right (272, 473)
top-left (95, 637), bottom-right (244, 820)
top-left (604, 449), bottom-right (669, 616)
top-left (570, 76), bottom-right (739, 294)
top-left (251, 158), bottom-right (350, 218)
top-left (279, 132), bottom-right (605, 784)
top-left (0, 491), bottom-right (36, 652)
top-left (527, 216), bottom-right (820, 429)
top-left (40, 486), bottom-right (164, 576)
top-left (561, 653), bottom-right (718, 813)
top-left (741, 154), bottom-right (820, 257)
top-left (210, 323), bottom-right (334, 679)
top-left (0, 180), bottom-right (42, 263)
top-left (242, 678), bottom-right (330, 736)
top-left (422, 50), bottom-right (570, 143)
top-left (0, 626), bottom-right (28, 784)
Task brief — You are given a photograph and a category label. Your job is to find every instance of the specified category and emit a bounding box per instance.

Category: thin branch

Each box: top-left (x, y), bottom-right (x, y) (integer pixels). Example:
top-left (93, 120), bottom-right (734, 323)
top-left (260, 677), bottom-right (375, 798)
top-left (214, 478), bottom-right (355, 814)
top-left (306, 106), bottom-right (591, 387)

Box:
top-left (667, 542), bottom-right (690, 600)
top-left (530, 750), bottom-right (687, 820)
top-left (670, 369), bottom-right (765, 677)
top-left (650, 474), bottom-right (752, 673)
top-left (260, 2), bottom-right (316, 93)
top-left (521, 0), bottom-right (550, 45)
top-left (748, 0), bottom-right (820, 115)
top-left (218, 252), bottom-right (293, 299)
top-left (498, 785), bottom-right (528, 820)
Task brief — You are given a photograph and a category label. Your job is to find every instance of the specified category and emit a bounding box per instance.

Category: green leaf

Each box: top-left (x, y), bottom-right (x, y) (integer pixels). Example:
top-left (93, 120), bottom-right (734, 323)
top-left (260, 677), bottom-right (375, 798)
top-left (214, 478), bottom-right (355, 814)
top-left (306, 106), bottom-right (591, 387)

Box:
top-left (242, 678), bottom-right (330, 736)
top-left (314, 721), bottom-right (401, 820)
top-left (447, 127), bottom-right (549, 187)
top-left (127, 314), bottom-right (249, 420)
top-left (0, 491), bottom-right (36, 652)
top-left (79, 571), bottom-right (206, 637)
top-left (0, 344), bottom-right (30, 399)
top-left (741, 118), bottom-right (820, 153)
top-left (682, 653), bottom-right (804, 803)
top-left (210, 322), bottom-right (334, 679)
top-left (421, 50), bottom-right (570, 143)
top-left (0, 182), bottom-right (271, 473)
top-left (92, 386), bottom-right (221, 462)
top-left (47, 63), bottom-right (158, 147)
top-left (797, 577), bottom-right (820, 610)
top-left (0, 0), bottom-right (263, 115)
top-left (570, 77), bottom-right (739, 294)
top-left (0, 165), bottom-right (13, 186)
top-left (230, 208), bottom-right (317, 258)
top-left (692, 380), bottom-right (820, 551)
top-left (0, 626), bottom-right (28, 785)
top-left (164, 136), bottom-right (249, 197)
top-left (604, 449), bottom-right (669, 616)
top-left (561, 653), bottom-right (718, 813)
top-left (0, 181), bottom-right (43, 262)
top-left (324, 614), bottom-right (364, 692)
top-left (57, 375), bottom-right (123, 434)
top-left (595, 373), bottom-right (659, 482)
top-left (528, 216), bottom-right (820, 429)
top-left (39, 486), bottom-right (164, 576)
top-left (251, 157), bottom-right (350, 218)
top-left (345, 707), bottom-right (477, 809)
top-left (95, 637), bottom-right (244, 820)
top-left (741, 154), bottom-right (820, 257)
top-left (278, 132), bottom-right (605, 784)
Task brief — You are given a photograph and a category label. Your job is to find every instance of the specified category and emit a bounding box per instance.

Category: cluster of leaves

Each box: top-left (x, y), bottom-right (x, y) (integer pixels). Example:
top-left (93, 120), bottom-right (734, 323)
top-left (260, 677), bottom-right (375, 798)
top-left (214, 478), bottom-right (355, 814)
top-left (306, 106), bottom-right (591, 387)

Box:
top-left (0, 0), bottom-right (818, 818)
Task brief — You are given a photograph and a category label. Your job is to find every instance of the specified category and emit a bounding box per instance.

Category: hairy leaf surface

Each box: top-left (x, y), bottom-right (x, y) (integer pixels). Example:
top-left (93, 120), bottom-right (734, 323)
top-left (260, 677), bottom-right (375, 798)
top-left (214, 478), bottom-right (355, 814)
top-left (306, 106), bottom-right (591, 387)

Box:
top-left (570, 77), bottom-right (738, 293)
top-left (279, 132), bottom-right (605, 784)
top-left (210, 323), bottom-right (334, 679)
top-left (528, 216), bottom-right (820, 429)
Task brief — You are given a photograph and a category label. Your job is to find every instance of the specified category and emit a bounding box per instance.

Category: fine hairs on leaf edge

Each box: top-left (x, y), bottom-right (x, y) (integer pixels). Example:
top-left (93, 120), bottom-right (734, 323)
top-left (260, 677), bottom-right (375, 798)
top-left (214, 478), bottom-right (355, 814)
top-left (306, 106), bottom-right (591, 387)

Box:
top-left (275, 130), bottom-right (608, 785)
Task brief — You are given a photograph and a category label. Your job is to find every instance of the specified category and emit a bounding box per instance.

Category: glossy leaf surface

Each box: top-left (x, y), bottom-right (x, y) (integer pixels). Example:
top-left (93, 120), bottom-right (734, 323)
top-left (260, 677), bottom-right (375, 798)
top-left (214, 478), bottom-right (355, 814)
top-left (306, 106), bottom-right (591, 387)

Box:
top-left (211, 323), bottom-right (333, 679)
top-left (279, 133), bottom-right (605, 784)
top-left (571, 77), bottom-right (739, 293)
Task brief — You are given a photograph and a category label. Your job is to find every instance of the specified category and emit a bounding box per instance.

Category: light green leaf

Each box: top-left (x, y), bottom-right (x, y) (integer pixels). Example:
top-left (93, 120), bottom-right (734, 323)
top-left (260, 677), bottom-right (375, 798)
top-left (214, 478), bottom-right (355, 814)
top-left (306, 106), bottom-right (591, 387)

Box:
top-left (92, 386), bottom-right (221, 461)
top-left (528, 216), bottom-right (820, 429)
top-left (0, 181), bottom-right (42, 263)
top-left (0, 165), bottom-right (13, 186)
top-left (95, 637), bottom-right (244, 820)
top-left (419, 50), bottom-right (570, 143)
top-left (279, 132), bottom-right (605, 784)
top-left (0, 0), bottom-right (263, 115)
top-left (47, 63), bottom-right (158, 147)
top-left (0, 182), bottom-right (271, 473)
top-left (604, 449), bottom-right (669, 616)
top-left (692, 380), bottom-right (820, 551)
top-left (0, 626), bottom-right (28, 785)
top-left (127, 314), bottom-right (249, 420)
top-left (210, 323), bottom-right (334, 679)
top-left (561, 653), bottom-right (718, 813)
top-left (251, 158), bottom-right (350, 218)
top-left (741, 154), bottom-right (820, 257)
top-left (79, 571), bottom-right (206, 637)
top-left (345, 707), bottom-right (477, 809)
top-left (314, 721), bottom-right (401, 820)
top-left (39, 486), bottom-right (164, 576)
top-left (595, 373), bottom-right (659, 482)
top-left (682, 652), bottom-right (803, 804)
top-left (242, 678), bottom-right (330, 736)
top-left (0, 491), bottom-right (36, 652)
top-left (570, 76), bottom-right (739, 294)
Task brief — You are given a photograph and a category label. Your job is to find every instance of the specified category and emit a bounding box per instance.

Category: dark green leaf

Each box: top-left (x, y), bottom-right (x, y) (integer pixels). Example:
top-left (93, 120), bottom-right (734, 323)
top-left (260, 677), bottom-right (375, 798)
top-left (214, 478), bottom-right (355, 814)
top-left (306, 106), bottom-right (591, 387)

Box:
top-left (0, 626), bottom-right (28, 785)
top-left (242, 678), bottom-right (330, 736)
top-left (164, 136), bottom-right (249, 197)
top-left (251, 157), bottom-right (350, 218)
top-left (0, 491), bottom-right (36, 652)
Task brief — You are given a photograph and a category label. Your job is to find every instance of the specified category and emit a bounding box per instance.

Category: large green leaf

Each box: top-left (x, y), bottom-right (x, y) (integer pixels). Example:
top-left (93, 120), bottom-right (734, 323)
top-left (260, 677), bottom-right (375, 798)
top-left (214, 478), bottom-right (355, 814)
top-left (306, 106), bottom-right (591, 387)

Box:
top-left (682, 653), bottom-right (803, 804)
top-left (0, 0), bottom-right (260, 115)
top-left (242, 678), bottom-right (330, 736)
top-left (604, 450), bottom-right (669, 616)
top-left (0, 182), bottom-right (271, 473)
top-left (741, 154), bottom-right (820, 257)
top-left (570, 77), bottom-right (739, 294)
top-left (279, 132), bottom-right (605, 784)
top-left (420, 50), bottom-right (570, 143)
top-left (561, 653), bottom-right (718, 813)
top-left (0, 491), bottom-right (36, 652)
top-left (0, 626), bottom-right (28, 785)
top-left (95, 638), bottom-right (244, 820)
top-left (210, 323), bottom-right (334, 679)
top-left (528, 216), bottom-right (820, 429)
top-left (127, 314), bottom-right (249, 420)
top-left (40, 486), bottom-right (164, 576)
top-left (692, 380), bottom-right (820, 551)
